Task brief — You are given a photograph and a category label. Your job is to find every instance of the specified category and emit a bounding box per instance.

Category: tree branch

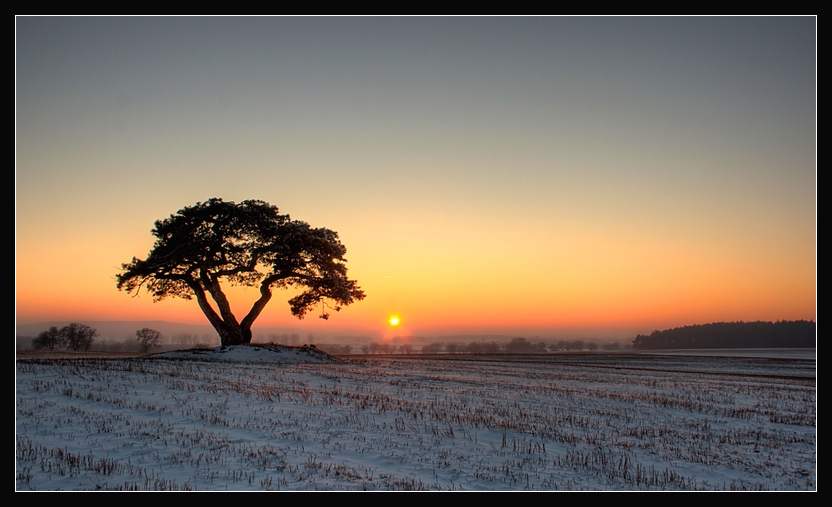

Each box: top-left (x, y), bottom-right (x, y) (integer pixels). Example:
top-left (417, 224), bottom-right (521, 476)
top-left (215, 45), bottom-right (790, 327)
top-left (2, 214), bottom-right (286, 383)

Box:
top-left (240, 272), bottom-right (294, 330)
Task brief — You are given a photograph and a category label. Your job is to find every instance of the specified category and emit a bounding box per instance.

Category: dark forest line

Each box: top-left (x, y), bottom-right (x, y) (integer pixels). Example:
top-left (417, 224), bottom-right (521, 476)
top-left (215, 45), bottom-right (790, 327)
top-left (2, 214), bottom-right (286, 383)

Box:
top-left (631, 320), bottom-right (816, 350)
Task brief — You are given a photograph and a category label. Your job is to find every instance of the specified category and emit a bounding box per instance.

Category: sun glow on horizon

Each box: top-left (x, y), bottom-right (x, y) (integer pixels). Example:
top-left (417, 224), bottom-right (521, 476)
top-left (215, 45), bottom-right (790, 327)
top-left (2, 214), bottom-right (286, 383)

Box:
top-left (14, 18), bottom-right (816, 337)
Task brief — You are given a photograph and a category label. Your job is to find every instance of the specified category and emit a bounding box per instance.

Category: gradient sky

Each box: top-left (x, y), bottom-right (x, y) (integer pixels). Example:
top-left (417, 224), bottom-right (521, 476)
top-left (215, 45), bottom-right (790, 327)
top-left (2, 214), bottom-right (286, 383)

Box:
top-left (16, 16), bottom-right (816, 339)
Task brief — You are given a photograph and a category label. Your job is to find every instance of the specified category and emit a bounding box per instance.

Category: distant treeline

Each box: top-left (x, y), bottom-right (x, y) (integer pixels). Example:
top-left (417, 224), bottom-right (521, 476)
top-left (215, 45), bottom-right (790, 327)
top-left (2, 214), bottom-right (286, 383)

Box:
top-left (631, 320), bottom-right (816, 350)
top-left (317, 337), bottom-right (626, 355)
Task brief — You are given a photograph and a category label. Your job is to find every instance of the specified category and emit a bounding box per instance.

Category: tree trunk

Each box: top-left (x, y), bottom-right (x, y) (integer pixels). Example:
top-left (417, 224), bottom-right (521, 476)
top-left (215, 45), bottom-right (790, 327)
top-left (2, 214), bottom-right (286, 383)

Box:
top-left (211, 320), bottom-right (253, 346)
top-left (188, 280), bottom-right (253, 346)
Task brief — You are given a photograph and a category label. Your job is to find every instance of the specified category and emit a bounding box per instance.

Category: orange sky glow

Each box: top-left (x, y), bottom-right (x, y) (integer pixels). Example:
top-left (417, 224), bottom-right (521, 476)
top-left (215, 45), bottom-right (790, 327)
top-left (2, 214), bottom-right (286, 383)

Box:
top-left (16, 17), bottom-right (816, 341)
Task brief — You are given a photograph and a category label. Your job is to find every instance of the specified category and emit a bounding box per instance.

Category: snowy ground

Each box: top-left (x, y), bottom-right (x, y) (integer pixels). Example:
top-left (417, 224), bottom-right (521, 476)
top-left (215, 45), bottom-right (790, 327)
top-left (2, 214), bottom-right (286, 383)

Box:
top-left (16, 347), bottom-right (816, 491)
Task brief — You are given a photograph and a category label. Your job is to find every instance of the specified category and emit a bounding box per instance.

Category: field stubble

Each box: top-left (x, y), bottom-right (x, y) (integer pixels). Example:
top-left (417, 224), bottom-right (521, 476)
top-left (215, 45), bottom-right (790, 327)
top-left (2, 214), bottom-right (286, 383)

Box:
top-left (16, 353), bottom-right (816, 490)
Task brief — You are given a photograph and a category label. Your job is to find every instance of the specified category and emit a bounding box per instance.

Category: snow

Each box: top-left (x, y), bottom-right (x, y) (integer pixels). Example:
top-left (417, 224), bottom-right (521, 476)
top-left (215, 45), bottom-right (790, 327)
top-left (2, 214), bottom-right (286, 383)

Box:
top-left (16, 350), bottom-right (816, 491)
top-left (151, 343), bottom-right (337, 364)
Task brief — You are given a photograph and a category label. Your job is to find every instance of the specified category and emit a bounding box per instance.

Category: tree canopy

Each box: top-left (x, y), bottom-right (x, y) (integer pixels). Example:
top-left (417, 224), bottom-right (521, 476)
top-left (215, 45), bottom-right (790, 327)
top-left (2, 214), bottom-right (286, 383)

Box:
top-left (63, 323), bottom-right (98, 351)
top-left (136, 328), bottom-right (163, 353)
top-left (117, 198), bottom-right (365, 346)
top-left (32, 326), bottom-right (65, 350)
top-left (32, 323), bottom-right (98, 351)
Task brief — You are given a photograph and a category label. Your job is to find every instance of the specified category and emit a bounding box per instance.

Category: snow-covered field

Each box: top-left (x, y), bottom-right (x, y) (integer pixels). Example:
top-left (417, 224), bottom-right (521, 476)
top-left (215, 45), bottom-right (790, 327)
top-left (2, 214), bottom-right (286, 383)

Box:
top-left (16, 347), bottom-right (816, 491)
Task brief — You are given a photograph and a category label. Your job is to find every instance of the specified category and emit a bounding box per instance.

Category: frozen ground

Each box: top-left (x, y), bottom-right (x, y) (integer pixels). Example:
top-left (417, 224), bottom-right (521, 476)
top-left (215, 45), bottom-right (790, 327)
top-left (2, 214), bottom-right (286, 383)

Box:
top-left (16, 347), bottom-right (816, 491)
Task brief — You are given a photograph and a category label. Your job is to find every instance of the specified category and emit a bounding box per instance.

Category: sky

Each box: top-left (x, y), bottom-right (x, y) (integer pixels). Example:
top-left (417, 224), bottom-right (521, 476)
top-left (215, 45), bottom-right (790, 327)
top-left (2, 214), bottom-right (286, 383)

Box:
top-left (15, 16), bottom-right (816, 340)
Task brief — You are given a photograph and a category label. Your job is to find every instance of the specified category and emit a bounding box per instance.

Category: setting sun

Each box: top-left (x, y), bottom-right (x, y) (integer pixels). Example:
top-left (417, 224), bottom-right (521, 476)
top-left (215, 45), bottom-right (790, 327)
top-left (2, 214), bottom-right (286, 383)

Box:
top-left (388, 316), bottom-right (401, 326)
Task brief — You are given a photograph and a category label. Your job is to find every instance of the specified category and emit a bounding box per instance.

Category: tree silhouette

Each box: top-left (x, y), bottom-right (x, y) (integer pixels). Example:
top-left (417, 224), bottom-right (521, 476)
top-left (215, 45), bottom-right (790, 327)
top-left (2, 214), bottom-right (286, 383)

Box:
top-left (117, 199), bottom-right (365, 346)
top-left (32, 324), bottom-right (98, 351)
top-left (136, 328), bottom-right (163, 353)
top-left (32, 326), bottom-right (65, 350)
top-left (63, 323), bottom-right (98, 351)
top-left (631, 320), bottom-right (816, 349)
top-left (505, 337), bottom-right (532, 353)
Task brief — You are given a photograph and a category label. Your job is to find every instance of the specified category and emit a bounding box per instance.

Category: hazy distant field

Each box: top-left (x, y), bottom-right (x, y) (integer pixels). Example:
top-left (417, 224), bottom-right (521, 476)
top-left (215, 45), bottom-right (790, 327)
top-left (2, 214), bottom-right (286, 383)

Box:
top-left (16, 352), bottom-right (816, 491)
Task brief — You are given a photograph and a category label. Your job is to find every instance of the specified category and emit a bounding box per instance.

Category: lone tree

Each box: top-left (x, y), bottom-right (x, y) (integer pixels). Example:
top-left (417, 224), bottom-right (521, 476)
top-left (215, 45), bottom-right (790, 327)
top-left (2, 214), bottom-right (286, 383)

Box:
top-left (136, 328), bottom-right (163, 353)
top-left (117, 198), bottom-right (365, 346)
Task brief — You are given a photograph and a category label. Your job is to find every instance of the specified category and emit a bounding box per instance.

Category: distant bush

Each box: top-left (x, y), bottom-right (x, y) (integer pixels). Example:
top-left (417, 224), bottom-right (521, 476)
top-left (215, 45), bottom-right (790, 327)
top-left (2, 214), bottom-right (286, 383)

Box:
top-left (504, 337), bottom-right (532, 353)
top-left (420, 342), bottom-right (444, 354)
